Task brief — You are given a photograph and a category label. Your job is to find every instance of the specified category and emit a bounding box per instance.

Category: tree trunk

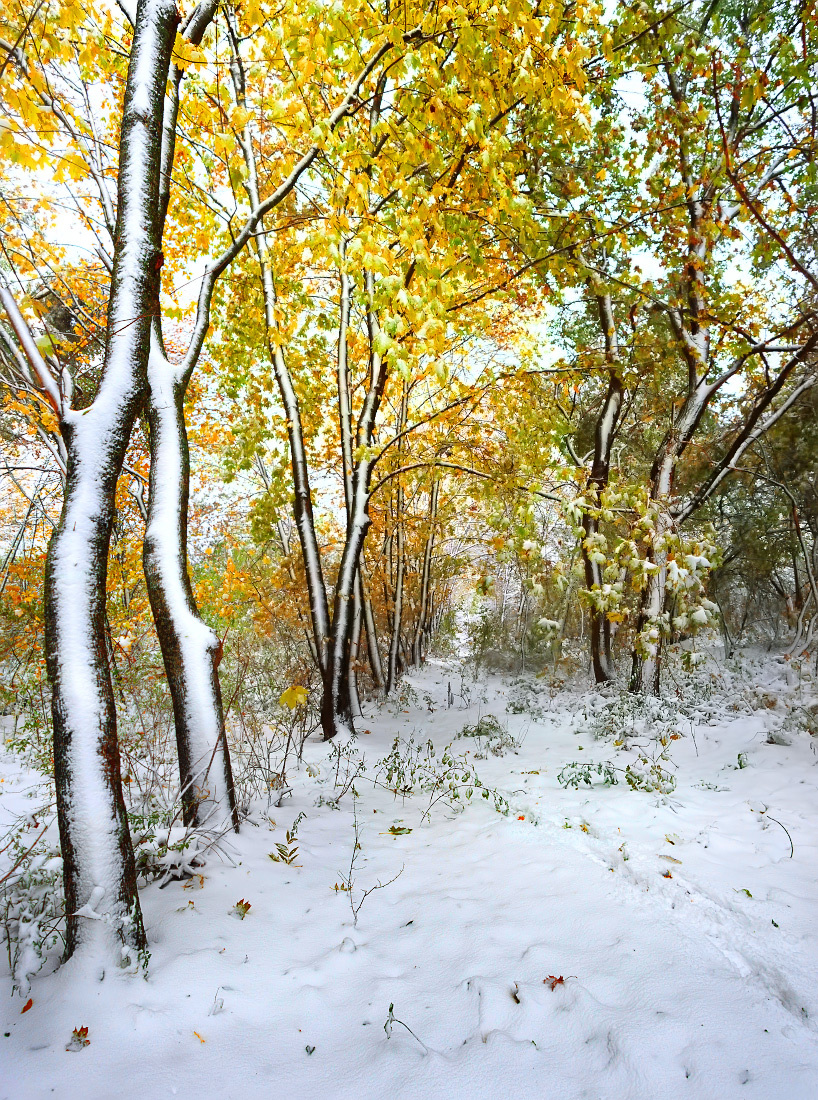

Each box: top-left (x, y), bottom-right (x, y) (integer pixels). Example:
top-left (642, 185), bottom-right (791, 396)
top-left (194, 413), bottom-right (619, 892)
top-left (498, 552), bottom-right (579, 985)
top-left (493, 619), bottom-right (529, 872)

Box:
top-left (143, 337), bottom-right (239, 830)
top-left (385, 385), bottom-right (408, 695)
top-left (411, 477), bottom-right (440, 666)
top-left (227, 31), bottom-right (331, 675)
top-left (386, 515), bottom-right (406, 695)
top-left (347, 571), bottom-right (364, 717)
top-left (320, 270), bottom-right (389, 737)
top-left (44, 0), bottom-right (178, 966)
top-left (320, 466), bottom-right (371, 737)
top-left (360, 562), bottom-right (385, 691)
top-left (576, 293), bottom-right (624, 682)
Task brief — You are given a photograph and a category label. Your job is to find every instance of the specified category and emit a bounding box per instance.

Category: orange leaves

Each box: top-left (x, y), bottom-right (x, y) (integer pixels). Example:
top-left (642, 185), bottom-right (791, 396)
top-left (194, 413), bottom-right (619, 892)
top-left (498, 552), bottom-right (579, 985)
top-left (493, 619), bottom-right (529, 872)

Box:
top-left (66, 1025), bottom-right (90, 1051)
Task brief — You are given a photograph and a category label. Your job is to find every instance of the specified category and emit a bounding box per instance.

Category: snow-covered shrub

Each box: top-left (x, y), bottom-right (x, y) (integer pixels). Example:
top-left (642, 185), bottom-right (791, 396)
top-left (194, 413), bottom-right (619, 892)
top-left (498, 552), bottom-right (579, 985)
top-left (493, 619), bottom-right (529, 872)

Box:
top-left (557, 747), bottom-right (676, 795)
top-left (505, 677), bottom-right (548, 719)
top-left (376, 735), bottom-right (509, 818)
top-left (574, 690), bottom-right (681, 744)
top-left (130, 811), bottom-right (215, 885)
top-left (392, 682), bottom-right (420, 711)
top-left (781, 703), bottom-right (818, 738)
top-left (0, 810), bottom-right (64, 995)
top-left (2, 709), bottom-right (52, 777)
top-left (314, 740), bottom-right (366, 809)
top-left (624, 746), bottom-right (676, 794)
top-left (557, 760), bottom-right (618, 788)
top-left (231, 685), bottom-right (320, 809)
top-left (456, 714), bottom-right (520, 757)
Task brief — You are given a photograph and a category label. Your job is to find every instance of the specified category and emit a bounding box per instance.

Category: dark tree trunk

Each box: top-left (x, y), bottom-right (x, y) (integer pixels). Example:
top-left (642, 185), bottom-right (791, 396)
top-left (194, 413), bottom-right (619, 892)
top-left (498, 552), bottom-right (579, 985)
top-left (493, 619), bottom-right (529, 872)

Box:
top-left (580, 294), bottom-right (624, 684)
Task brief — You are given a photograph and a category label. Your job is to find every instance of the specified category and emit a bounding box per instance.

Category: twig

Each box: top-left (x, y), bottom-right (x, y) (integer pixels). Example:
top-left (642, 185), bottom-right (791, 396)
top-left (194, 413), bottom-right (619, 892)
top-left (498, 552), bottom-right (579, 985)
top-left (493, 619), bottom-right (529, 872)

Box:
top-left (341, 798), bottom-right (404, 926)
top-left (383, 1003), bottom-right (428, 1051)
top-left (766, 814), bottom-right (794, 859)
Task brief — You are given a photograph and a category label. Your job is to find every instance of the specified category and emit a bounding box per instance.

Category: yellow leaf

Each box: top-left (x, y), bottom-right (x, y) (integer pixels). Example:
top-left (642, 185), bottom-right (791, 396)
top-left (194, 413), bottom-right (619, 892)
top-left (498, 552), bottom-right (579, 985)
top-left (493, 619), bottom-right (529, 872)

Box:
top-left (173, 34), bottom-right (207, 71)
top-left (230, 106), bottom-right (253, 131)
top-left (279, 685), bottom-right (308, 709)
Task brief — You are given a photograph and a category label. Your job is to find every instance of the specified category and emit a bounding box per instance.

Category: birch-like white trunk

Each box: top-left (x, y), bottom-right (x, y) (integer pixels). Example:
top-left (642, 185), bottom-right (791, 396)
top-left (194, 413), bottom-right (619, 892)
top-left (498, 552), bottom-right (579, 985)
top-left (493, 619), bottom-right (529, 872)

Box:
top-left (320, 271), bottom-right (389, 737)
top-left (143, 336), bottom-right (239, 830)
top-left (44, 0), bottom-right (178, 966)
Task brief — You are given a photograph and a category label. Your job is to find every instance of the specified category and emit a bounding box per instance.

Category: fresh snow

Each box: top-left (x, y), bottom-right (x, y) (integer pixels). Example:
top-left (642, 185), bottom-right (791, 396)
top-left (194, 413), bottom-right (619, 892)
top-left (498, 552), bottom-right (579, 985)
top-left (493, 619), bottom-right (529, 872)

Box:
top-left (3, 651), bottom-right (818, 1099)
top-left (145, 335), bottom-right (233, 821)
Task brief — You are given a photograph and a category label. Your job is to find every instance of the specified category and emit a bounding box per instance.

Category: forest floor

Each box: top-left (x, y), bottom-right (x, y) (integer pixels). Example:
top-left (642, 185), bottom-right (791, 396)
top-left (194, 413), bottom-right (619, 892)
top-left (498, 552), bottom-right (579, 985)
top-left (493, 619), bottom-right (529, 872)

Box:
top-left (3, 650), bottom-right (818, 1099)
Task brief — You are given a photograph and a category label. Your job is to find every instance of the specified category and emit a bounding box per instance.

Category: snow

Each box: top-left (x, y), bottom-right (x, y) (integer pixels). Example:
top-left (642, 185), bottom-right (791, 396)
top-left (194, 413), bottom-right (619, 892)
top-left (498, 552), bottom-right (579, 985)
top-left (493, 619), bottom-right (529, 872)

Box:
top-left (3, 651), bottom-right (818, 1098)
top-left (28, 0), bottom-right (184, 964)
top-left (145, 336), bottom-right (233, 822)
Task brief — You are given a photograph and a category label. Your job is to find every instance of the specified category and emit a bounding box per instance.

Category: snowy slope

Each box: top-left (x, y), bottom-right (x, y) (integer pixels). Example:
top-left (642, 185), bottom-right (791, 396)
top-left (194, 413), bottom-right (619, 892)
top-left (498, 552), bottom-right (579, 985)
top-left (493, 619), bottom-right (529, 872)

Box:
top-left (2, 652), bottom-right (818, 1100)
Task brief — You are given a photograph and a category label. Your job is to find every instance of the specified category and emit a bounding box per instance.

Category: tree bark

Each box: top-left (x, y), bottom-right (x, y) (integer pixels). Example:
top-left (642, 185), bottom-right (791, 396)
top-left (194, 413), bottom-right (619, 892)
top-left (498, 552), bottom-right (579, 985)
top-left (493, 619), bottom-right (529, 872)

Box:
top-left (140, 0), bottom-right (237, 832)
top-left (320, 270), bottom-right (389, 737)
top-left (226, 12), bottom-right (331, 676)
top-left (411, 477), bottom-right (439, 666)
top-left (44, 0), bottom-right (178, 966)
top-left (581, 293), bottom-right (624, 683)
top-left (142, 336), bottom-right (239, 831)
top-left (360, 561), bottom-right (385, 691)
top-left (385, 385), bottom-right (409, 695)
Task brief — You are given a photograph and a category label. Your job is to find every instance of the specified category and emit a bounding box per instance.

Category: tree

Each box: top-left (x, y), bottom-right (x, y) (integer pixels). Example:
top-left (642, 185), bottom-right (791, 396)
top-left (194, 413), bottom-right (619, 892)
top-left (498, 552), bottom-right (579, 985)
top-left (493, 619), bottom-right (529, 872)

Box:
top-left (2, 0), bottom-right (180, 966)
top-left (217, 0), bottom-right (596, 736)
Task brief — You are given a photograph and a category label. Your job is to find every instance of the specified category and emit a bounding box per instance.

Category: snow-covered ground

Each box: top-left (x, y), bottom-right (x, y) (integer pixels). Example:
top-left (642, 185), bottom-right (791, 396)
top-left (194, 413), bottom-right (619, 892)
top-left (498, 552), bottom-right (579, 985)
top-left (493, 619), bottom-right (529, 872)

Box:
top-left (3, 652), bottom-right (818, 1100)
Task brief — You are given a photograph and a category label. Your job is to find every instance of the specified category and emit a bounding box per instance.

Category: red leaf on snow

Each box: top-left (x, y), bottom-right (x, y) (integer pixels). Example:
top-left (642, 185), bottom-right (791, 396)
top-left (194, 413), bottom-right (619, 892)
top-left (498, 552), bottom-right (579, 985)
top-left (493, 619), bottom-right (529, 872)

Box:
top-left (21, 998), bottom-right (32, 1013)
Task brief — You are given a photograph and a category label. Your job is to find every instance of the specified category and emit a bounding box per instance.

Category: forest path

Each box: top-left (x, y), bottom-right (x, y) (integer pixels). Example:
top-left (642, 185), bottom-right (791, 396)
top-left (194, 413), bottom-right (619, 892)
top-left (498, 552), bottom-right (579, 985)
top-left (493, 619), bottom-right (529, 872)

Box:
top-left (3, 653), bottom-right (818, 1099)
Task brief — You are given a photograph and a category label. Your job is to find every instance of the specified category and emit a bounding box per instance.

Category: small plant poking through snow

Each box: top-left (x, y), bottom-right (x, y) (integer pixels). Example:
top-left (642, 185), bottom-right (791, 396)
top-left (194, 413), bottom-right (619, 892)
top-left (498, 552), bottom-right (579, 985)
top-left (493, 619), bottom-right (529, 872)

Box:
top-left (383, 1002), bottom-right (427, 1050)
top-left (558, 748), bottom-right (677, 795)
top-left (337, 800), bottom-right (404, 926)
top-left (558, 760), bottom-right (619, 788)
top-left (268, 812), bottom-right (305, 865)
top-left (231, 899), bottom-right (251, 919)
top-left (66, 1026), bottom-right (90, 1051)
top-left (457, 714), bottom-right (521, 758)
top-left (376, 735), bottom-right (510, 819)
top-left (0, 807), bottom-right (64, 994)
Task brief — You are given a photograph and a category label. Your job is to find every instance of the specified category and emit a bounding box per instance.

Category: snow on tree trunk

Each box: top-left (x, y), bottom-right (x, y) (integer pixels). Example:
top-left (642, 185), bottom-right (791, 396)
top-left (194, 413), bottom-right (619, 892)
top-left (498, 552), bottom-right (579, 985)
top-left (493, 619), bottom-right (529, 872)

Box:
top-left (143, 336), bottom-right (239, 831)
top-left (45, 0), bottom-right (178, 967)
top-left (320, 460), bottom-right (372, 738)
top-left (629, 389), bottom-right (705, 694)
